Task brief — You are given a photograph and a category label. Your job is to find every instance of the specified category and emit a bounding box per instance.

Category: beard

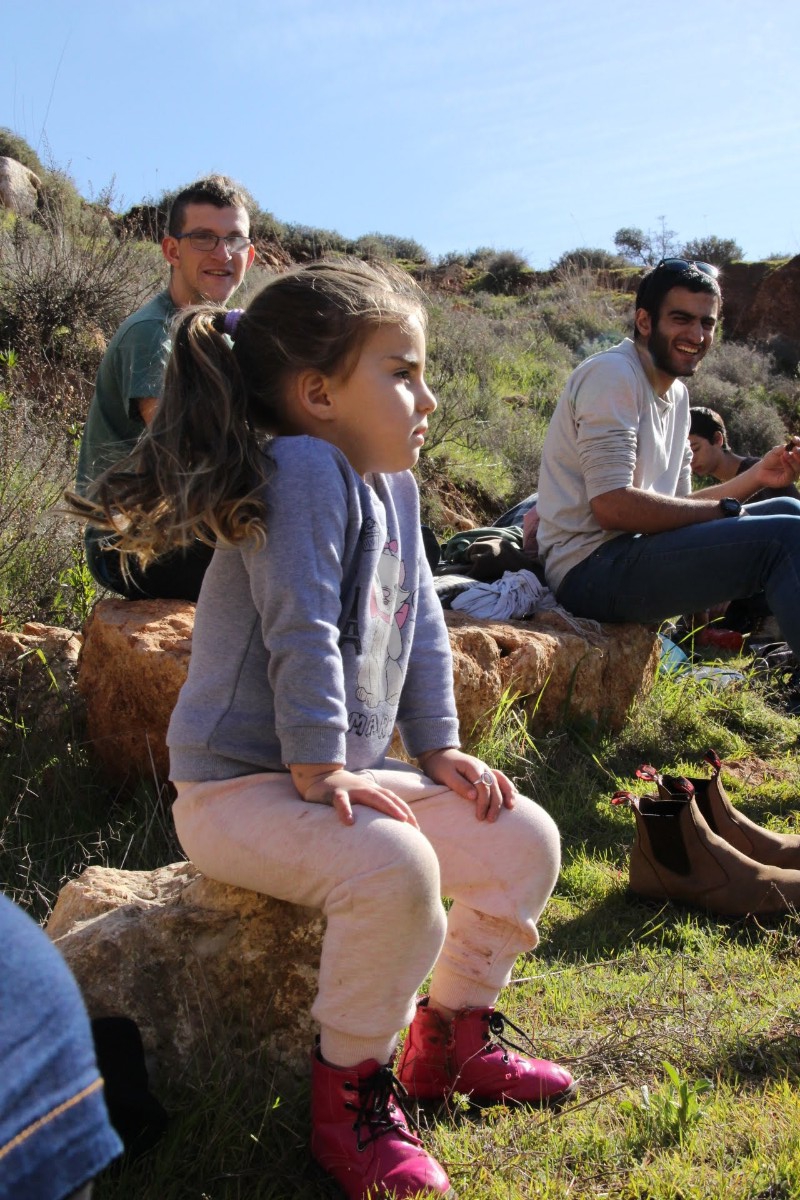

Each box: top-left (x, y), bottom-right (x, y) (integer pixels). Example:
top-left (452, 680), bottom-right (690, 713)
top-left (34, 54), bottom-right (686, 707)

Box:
top-left (647, 325), bottom-right (704, 378)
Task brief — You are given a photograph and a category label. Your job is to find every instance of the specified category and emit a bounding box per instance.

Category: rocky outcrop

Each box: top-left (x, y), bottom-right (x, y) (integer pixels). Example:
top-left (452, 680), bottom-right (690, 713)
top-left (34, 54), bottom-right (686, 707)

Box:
top-left (77, 598), bottom-right (659, 783)
top-left (0, 156), bottom-right (42, 217)
top-left (47, 862), bottom-right (324, 1085)
top-left (445, 609), bottom-right (658, 737)
top-left (721, 256), bottom-right (800, 363)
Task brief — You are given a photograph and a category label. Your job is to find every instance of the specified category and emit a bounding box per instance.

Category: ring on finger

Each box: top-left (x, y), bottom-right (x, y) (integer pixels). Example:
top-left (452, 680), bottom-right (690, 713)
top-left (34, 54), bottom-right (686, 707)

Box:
top-left (478, 768), bottom-right (495, 788)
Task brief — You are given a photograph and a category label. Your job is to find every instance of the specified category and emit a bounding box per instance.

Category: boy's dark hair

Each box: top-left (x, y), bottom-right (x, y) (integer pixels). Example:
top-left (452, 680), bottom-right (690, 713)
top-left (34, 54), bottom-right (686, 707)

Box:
top-left (690, 406), bottom-right (729, 449)
top-left (168, 175), bottom-right (253, 236)
top-left (634, 260), bottom-right (722, 336)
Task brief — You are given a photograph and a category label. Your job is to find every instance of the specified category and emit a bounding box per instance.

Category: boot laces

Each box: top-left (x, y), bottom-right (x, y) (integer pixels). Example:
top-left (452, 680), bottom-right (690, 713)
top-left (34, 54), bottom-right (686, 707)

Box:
top-left (344, 1064), bottom-right (421, 1151)
top-left (482, 1010), bottom-right (536, 1061)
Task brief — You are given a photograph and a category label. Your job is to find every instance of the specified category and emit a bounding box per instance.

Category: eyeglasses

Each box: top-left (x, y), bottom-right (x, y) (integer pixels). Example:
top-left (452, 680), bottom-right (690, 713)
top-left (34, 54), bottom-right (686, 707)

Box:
top-left (174, 231), bottom-right (252, 253)
top-left (655, 258), bottom-right (720, 279)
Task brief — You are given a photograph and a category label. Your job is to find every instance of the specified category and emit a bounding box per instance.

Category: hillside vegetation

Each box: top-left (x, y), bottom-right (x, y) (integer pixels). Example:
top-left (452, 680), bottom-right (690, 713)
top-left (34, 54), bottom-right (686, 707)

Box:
top-left (4, 134), bottom-right (800, 1200)
top-left (2, 133), bottom-right (799, 628)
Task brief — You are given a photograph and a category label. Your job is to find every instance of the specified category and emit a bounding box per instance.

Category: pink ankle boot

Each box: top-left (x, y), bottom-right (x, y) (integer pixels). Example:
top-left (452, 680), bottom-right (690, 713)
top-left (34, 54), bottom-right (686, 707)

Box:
top-left (310, 1049), bottom-right (455, 1199)
top-left (395, 998), bottom-right (576, 1106)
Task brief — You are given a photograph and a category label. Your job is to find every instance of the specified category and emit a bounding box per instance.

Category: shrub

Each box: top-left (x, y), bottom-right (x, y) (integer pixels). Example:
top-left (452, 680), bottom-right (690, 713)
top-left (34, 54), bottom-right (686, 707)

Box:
top-left (0, 402), bottom-right (85, 626)
top-left (0, 189), bottom-right (164, 416)
top-left (532, 265), bottom-right (630, 352)
top-left (553, 247), bottom-right (626, 273)
top-left (465, 246), bottom-right (496, 268)
top-left (473, 250), bottom-right (534, 295)
top-left (682, 235), bottom-right (743, 266)
top-left (690, 342), bottom-right (796, 454)
top-left (423, 294), bottom-right (571, 497)
top-left (0, 128), bottom-right (45, 176)
top-left (349, 232), bottom-right (430, 264)
top-left (436, 250), bottom-right (469, 268)
top-left (277, 222), bottom-right (349, 260)
top-left (425, 300), bottom-right (497, 452)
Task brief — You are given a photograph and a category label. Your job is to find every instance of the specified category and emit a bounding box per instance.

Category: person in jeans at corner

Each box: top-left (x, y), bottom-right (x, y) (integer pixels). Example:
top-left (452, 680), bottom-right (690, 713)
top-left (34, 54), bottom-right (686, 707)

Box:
top-left (0, 892), bottom-right (122, 1199)
top-left (75, 174), bottom-right (255, 601)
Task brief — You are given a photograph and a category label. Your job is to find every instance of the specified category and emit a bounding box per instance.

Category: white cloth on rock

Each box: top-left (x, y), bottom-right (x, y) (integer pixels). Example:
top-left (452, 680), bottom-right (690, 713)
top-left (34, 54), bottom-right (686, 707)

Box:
top-left (451, 569), bottom-right (603, 635)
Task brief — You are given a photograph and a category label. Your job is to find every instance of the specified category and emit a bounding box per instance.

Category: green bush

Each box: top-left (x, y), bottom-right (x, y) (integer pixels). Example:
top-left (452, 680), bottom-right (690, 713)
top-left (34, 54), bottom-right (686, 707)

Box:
top-left (691, 342), bottom-right (798, 455)
top-left (532, 264), bottom-right (630, 353)
top-left (0, 403), bottom-right (86, 626)
top-left (473, 249), bottom-right (535, 295)
top-left (0, 190), bottom-right (164, 413)
top-left (277, 222), bottom-right (349, 260)
top-left (682, 235), bottom-right (743, 265)
top-left (436, 250), bottom-right (469, 268)
top-left (0, 127), bottom-right (45, 175)
top-left (552, 246), bottom-right (626, 273)
top-left (351, 232), bottom-right (430, 264)
top-left (423, 293), bottom-right (572, 498)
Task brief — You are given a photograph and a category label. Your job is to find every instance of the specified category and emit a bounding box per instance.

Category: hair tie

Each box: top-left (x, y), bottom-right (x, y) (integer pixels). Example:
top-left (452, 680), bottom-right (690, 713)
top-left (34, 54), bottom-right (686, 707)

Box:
top-left (223, 308), bottom-right (244, 338)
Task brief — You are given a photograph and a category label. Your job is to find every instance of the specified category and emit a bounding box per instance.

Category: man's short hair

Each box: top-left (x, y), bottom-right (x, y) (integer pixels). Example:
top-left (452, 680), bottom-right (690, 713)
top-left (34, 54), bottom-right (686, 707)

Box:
top-left (167, 175), bottom-right (254, 236)
top-left (635, 260), bottom-right (722, 333)
top-left (690, 406), bottom-right (729, 450)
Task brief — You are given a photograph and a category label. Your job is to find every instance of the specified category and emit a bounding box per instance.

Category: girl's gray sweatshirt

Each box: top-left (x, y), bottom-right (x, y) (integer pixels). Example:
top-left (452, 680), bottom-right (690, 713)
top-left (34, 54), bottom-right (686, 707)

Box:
top-left (167, 436), bottom-right (460, 781)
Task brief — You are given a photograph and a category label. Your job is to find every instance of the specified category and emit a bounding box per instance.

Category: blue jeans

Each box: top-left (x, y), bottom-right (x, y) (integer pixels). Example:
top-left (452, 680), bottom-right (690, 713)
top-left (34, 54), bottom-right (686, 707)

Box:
top-left (0, 894), bottom-right (122, 1198)
top-left (556, 498), bottom-right (800, 655)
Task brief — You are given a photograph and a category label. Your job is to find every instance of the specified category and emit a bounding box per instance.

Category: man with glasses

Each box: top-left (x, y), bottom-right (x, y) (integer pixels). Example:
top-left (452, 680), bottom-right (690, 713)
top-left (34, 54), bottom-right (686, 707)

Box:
top-left (77, 174), bottom-right (255, 600)
top-left (535, 259), bottom-right (800, 656)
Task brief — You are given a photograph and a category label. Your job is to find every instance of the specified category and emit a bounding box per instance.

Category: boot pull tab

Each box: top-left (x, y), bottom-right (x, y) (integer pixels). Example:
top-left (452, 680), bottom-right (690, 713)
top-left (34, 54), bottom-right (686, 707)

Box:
top-left (703, 748), bottom-right (722, 774)
top-left (661, 775), bottom-right (695, 799)
top-left (611, 789), bottom-right (635, 806)
top-left (635, 764), bottom-right (660, 784)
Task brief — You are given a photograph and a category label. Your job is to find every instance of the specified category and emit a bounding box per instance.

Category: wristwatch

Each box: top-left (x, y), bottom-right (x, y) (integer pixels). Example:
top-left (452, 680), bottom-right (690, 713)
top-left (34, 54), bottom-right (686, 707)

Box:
top-left (719, 497), bottom-right (743, 518)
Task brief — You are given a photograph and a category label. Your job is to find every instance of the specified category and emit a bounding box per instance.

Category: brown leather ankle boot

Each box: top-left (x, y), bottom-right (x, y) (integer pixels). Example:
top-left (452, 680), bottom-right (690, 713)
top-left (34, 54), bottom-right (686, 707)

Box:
top-left (612, 779), bottom-right (800, 916)
top-left (637, 752), bottom-right (800, 870)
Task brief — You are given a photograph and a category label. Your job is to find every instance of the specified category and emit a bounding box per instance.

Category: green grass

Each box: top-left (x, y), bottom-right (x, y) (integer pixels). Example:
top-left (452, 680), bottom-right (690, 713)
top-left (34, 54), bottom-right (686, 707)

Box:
top-left (4, 651), bottom-right (800, 1197)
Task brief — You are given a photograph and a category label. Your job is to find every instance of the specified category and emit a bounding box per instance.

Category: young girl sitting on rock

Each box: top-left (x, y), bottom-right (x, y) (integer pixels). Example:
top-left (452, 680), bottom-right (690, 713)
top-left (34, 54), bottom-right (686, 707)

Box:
top-left (71, 259), bottom-right (574, 1199)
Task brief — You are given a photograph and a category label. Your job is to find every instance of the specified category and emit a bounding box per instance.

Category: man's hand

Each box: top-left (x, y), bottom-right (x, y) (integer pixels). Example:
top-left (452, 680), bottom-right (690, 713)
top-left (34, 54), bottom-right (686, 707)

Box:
top-left (752, 438), bottom-right (800, 490)
top-left (290, 763), bottom-right (419, 828)
top-left (417, 747), bottom-right (516, 822)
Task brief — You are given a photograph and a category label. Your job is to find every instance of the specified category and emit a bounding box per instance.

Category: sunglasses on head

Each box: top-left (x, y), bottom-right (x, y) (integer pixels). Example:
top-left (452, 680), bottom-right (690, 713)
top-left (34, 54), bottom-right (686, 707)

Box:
top-left (655, 258), bottom-right (720, 279)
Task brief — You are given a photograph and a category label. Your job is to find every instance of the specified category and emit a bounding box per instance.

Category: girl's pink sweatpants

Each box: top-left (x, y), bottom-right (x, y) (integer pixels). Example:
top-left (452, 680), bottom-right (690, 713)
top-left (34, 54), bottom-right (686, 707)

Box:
top-left (173, 761), bottom-right (560, 1067)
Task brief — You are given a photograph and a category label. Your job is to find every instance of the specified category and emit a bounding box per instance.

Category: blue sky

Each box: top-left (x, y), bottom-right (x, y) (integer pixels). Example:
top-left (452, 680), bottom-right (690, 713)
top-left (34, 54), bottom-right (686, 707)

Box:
top-left (4, 0), bottom-right (799, 267)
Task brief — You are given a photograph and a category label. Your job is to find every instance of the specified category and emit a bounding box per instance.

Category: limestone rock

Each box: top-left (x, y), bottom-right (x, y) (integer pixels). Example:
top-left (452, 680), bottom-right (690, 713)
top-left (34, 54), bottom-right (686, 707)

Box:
top-left (0, 156), bottom-right (42, 218)
top-left (48, 862), bottom-right (324, 1085)
top-left (78, 598), bottom-right (659, 782)
top-left (77, 600), bottom-right (194, 782)
top-left (445, 609), bottom-right (659, 740)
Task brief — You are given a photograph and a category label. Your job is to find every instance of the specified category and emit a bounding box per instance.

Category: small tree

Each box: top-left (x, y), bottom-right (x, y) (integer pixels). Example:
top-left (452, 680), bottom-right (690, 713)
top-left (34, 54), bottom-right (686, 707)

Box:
top-left (681, 235), bottom-right (743, 265)
top-left (613, 226), bottom-right (650, 265)
top-left (613, 217), bottom-right (680, 266)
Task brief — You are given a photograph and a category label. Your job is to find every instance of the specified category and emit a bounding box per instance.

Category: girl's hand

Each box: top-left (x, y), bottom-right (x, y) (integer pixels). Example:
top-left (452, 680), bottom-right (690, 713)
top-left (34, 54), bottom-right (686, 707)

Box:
top-left (290, 763), bottom-right (419, 829)
top-left (417, 747), bottom-right (516, 822)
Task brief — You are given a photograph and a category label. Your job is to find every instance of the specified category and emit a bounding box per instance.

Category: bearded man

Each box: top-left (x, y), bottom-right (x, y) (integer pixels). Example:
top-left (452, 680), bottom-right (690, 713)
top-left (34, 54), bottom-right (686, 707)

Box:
top-left (535, 259), bottom-right (800, 655)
